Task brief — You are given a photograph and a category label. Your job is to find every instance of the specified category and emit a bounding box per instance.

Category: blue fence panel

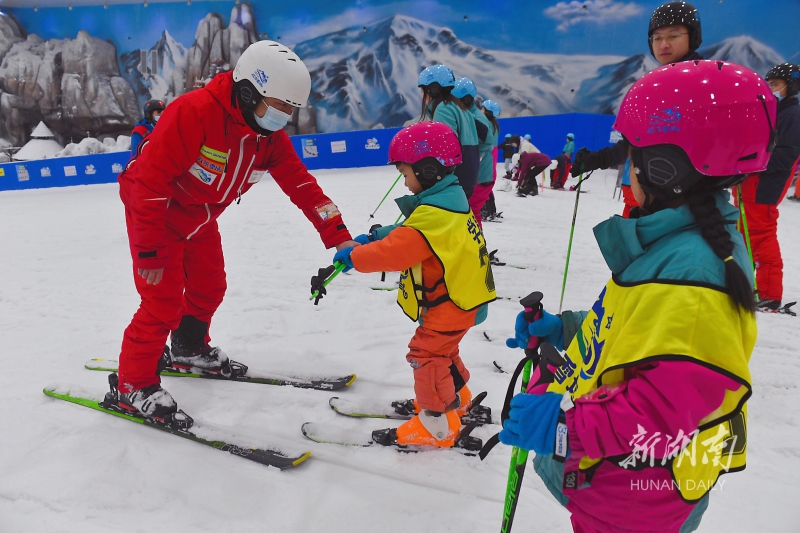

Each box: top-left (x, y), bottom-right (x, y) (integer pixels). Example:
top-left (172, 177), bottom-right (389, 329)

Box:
top-left (0, 114), bottom-right (617, 192)
top-left (289, 127), bottom-right (403, 171)
top-left (497, 113), bottom-right (618, 158)
top-left (0, 152), bottom-right (131, 191)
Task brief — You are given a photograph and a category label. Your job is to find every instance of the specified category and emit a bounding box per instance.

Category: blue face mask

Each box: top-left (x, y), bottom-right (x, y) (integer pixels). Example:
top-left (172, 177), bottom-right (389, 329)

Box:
top-left (255, 105), bottom-right (292, 131)
top-left (773, 90), bottom-right (785, 102)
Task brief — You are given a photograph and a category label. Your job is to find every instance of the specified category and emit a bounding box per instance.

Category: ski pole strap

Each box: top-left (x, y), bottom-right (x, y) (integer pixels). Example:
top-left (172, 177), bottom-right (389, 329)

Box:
top-left (309, 262), bottom-right (346, 305)
top-left (479, 355), bottom-right (535, 461)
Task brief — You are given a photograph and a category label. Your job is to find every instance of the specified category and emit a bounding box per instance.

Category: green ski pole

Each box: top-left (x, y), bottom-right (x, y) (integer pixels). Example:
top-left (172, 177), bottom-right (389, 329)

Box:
top-left (736, 185), bottom-right (758, 296)
top-left (500, 291), bottom-right (544, 533)
top-left (558, 173), bottom-right (588, 314)
top-left (368, 173), bottom-right (402, 223)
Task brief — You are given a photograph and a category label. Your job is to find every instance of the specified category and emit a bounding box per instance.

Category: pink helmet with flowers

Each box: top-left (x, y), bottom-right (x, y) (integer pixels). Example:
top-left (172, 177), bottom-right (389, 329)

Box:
top-left (614, 60), bottom-right (777, 202)
top-left (388, 121), bottom-right (462, 167)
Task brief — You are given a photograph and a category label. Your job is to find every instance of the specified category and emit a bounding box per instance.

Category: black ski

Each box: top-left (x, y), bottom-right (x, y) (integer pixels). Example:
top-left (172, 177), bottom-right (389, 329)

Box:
top-left (85, 358), bottom-right (356, 391)
top-left (44, 382), bottom-right (310, 470)
top-left (301, 421), bottom-right (482, 455)
top-left (328, 391), bottom-right (494, 426)
top-left (756, 301), bottom-right (797, 316)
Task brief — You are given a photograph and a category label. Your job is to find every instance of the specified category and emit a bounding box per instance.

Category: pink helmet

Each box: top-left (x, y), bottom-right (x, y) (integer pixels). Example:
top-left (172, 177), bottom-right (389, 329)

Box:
top-left (388, 121), bottom-right (462, 167)
top-left (615, 60), bottom-right (777, 179)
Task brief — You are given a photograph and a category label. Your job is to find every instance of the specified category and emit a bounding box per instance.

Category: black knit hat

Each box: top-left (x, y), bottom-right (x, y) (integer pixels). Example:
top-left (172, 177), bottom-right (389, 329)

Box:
top-left (648, 2), bottom-right (702, 58)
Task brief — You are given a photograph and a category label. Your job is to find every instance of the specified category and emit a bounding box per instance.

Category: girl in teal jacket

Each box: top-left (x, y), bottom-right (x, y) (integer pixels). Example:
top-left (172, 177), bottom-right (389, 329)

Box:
top-left (417, 65), bottom-right (480, 199)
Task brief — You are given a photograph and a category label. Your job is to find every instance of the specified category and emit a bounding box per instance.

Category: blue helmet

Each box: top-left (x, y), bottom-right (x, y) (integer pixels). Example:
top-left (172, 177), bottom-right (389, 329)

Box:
top-left (524, 134), bottom-right (531, 140)
top-left (452, 77), bottom-right (477, 99)
top-left (482, 99), bottom-right (501, 117)
top-left (567, 133), bottom-right (574, 139)
top-left (418, 65), bottom-right (455, 88)
top-left (504, 133), bottom-right (511, 138)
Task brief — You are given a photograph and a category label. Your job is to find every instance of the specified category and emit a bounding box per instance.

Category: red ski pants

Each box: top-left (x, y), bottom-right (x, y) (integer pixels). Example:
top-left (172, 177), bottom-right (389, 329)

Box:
top-left (119, 210), bottom-right (227, 393)
top-left (621, 184), bottom-right (638, 219)
top-left (406, 326), bottom-right (471, 412)
top-left (552, 156), bottom-right (572, 188)
top-left (737, 178), bottom-right (785, 302)
top-left (739, 200), bottom-right (782, 302)
top-left (469, 181), bottom-right (494, 227)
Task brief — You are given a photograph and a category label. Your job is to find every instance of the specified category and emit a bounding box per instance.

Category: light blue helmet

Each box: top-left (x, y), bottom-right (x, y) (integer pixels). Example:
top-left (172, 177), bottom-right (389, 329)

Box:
top-left (452, 77), bottom-right (477, 99)
top-left (483, 99), bottom-right (501, 117)
top-left (524, 134), bottom-right (531, 140)
top-left (418, 65), bottom-right (455, 88)
top-left (567, 133), bottom-right (574, 139)
top-left (504, 133), bottom-right (511, 138)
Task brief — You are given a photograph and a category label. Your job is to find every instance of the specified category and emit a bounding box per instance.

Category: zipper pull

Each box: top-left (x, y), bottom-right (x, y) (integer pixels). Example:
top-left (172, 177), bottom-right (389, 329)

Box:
top-left (257, 135), bottom-right (261, 151)
top-left (237, 190), bottom-right (242, 204)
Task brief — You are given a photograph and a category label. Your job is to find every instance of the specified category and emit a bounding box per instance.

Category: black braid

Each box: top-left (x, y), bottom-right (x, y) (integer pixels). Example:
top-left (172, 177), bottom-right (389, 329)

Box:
top-left (686, 190), bottom-right (756, 314)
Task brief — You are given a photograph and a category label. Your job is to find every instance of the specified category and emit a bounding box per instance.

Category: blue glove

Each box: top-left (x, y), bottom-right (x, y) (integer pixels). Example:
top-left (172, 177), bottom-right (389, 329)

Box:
top-left (505, 309), bottom-right (564, 350)
top-left (499, 392), bottom-right (566, 456)
top-left (333, 246), bottom-right (355, 273)
top-left (353, 234), bottom-right (371, 245)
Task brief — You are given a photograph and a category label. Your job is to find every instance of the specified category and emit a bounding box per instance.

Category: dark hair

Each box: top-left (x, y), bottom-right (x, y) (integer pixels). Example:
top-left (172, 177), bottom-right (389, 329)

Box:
top-left (483, 108), bottom-right (500, 134)
top-left (419, 84), bottom-right (459, 122)
top-left (685, 190), bottom-right (755, 314)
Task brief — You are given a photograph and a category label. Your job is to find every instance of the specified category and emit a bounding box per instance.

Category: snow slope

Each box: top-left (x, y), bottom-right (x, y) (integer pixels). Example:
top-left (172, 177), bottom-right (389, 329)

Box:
top-left (0, 166), bottom-right (798, 532)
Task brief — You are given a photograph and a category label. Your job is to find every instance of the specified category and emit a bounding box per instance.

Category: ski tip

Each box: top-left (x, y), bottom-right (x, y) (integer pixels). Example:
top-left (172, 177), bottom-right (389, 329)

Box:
top-left (328, 397), bottom-right (341, 411)
top-left (492, 361), bottom-right (508, 374)
top-left (344, 374), bottom-right (357, 387)
top-left (291, 451), bottom-right (312, 467)
top-left (483, 332), bottom-right (492, 342)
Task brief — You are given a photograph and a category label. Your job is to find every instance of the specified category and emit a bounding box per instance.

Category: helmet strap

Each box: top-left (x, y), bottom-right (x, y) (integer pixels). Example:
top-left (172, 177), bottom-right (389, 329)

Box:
top-left (757, 94), bottom-right (779, 152)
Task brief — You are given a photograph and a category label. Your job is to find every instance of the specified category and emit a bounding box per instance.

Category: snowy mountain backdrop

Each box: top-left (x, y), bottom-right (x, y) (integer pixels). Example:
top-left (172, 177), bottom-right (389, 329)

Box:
top-left (0, 5), bottom-right (789, 145)
top-left (292, 15), bottom-right (786, 132)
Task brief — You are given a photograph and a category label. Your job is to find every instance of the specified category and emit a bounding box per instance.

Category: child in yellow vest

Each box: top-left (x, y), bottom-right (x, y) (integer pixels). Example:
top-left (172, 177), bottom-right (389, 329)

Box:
top-left (334, 122), bottom-right (495, 447)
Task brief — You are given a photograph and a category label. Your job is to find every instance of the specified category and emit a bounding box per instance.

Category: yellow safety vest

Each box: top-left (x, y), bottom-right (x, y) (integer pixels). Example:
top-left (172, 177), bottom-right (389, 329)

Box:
top-left (397, 204), bottom-right (496, 321)
top-left (548, 278), bottom-right (755, 502)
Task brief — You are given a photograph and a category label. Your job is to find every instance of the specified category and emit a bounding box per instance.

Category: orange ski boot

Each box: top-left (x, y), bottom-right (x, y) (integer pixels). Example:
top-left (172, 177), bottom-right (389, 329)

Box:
top-left (394, 409), bottom-right (462, 448)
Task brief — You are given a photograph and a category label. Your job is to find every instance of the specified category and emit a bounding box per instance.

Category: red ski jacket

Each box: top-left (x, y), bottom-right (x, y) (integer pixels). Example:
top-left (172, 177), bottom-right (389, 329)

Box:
top-left (119, 72), bottom-right (352, 270)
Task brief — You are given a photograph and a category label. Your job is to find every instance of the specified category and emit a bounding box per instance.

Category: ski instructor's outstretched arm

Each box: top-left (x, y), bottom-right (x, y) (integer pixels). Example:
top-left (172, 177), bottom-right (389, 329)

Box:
top-left (115, 40), bottom-right (356, 423)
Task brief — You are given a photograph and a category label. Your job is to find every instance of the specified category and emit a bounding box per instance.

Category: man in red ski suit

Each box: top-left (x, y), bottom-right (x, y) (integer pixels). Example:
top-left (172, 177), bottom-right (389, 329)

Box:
top-left (737, 63), bottom-right (800, 311)
top-left (116, 40), bottom-right (356, 421)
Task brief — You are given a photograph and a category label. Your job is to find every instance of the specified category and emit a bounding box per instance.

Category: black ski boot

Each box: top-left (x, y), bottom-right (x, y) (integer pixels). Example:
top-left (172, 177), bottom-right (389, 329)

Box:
top-left (170, 316), bottom-right (232, 376)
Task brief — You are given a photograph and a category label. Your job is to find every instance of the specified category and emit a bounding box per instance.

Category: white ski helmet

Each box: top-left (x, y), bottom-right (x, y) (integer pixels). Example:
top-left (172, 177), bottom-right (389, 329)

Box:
top-left (233, 40), bottom-right (311, 109)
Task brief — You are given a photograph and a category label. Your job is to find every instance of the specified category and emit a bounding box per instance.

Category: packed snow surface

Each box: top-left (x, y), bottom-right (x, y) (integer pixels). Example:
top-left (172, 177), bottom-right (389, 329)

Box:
top-left (1, 165), bottom-right (798, 532)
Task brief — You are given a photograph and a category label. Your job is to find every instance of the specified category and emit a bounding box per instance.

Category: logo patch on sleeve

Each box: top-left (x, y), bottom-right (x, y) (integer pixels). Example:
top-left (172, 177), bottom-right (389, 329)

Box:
top-left (188, 145), bottom-right (228, 185)
top-left (315, 202), bottom-right (341, 221)
top-left (248, 169), bottom-right (268, 183)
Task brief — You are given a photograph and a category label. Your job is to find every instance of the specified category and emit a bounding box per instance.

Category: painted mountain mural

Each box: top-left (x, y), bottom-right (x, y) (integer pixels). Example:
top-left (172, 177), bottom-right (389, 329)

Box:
top-left (292, 15), bottom-right (786, 132)
top-left (0, 6), bottom-right (788, 146)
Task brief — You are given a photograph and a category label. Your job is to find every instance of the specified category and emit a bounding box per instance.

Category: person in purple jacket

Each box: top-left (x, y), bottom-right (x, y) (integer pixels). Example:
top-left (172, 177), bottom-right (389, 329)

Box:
top-left (516, 152), bottom-right (552, 197)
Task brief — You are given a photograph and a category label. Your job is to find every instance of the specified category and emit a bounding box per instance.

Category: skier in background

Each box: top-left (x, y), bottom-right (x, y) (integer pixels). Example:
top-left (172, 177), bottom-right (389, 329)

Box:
top-left (551, 133), bottom-right (574, 189)
top-left (516, 151), bottom-right (552, 197)
top-left (130, 99), bottom-right (165, 157)
top-left (115, 40), bottom-right (357, 422)
top-left (417, 65), bottom-right (480, 199)
top-left (333, 122), bottom-right (495, 448)
top-left (452, 78), bottom-right (500, 226)
top-left (479, 99), bottom-right (504, 222)
top-left (502, 60), bottom-right (769, 533)
top-left (500, 134), bottom-right (517, 178)
top-left (571, 1), bottom-right (704, 179)
top-left (518, 134), bottom-right (538, 154)
top-left (736, 62), bottom-right (800, 313)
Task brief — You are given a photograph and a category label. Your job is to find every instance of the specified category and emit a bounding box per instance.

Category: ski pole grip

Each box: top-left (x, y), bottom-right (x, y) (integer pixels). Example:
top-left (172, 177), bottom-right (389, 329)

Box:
top-left (519, 291), bottom-right (543, 353)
